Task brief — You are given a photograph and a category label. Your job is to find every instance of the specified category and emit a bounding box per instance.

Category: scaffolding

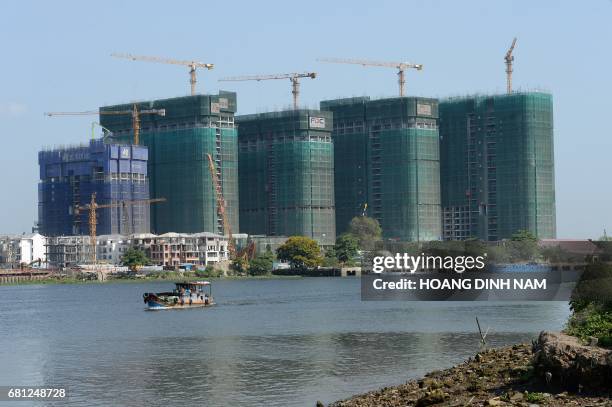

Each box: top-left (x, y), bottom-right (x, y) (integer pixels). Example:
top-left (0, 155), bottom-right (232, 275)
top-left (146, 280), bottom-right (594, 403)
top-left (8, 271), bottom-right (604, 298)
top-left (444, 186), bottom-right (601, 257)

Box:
top-left (99, 92), bottom-right (239, 235)
top-left (38, 140), bottom-right (150, 237)
top-left (439, 91), bottom-right (556, 240)
top-left (237, 109), bottom-right (336, 246)
top-left (321, 96), bottom-right (441, 241)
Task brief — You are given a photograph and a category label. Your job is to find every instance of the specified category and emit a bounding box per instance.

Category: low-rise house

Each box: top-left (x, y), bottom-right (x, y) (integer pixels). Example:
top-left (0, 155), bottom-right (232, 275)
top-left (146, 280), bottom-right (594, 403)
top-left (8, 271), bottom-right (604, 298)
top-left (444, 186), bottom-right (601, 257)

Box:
top-left (145, 232), bottom-right (229, 268)
top-left (0, 233), bottom-right (47, 267)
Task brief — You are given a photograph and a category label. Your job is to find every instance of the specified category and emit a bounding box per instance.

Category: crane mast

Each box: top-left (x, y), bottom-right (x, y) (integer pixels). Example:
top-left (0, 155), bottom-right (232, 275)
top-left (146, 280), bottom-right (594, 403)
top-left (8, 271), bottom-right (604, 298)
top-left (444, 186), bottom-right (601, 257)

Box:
top-left (505, 38), bottom-right (517, 94)
top-left (317, 57), bottom-right (423, 97)
top-left (75, 194), bottom-right (166, 264)
top-left (111, 53), bottom-right (214, 95)
top-left (206, 153), bottom-right (236, 258)
top-left (219, 72), bottom-right (316, 109)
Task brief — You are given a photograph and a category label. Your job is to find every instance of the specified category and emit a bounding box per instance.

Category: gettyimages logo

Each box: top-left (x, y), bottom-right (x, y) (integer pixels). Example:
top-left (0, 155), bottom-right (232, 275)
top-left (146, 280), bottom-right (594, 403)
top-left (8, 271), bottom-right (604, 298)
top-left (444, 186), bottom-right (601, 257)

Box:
top-left (372, 253), bottom-right (487, 273)
top-left (363, 251), bottom-right (583, 301)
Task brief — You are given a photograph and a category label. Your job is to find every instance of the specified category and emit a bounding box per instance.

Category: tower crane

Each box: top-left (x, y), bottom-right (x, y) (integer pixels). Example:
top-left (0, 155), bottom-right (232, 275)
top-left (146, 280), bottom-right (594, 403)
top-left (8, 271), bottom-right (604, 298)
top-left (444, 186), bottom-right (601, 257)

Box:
top-left (219, 72), bottom-right (316, 109)
top-left (46, 104), bottom-right (165, 145)
top-left (111, 53), bottom-right (214, 96)
top-left (505, 38), bottom-right (517, 94)
top-left (74, 193), bottom-right (166, 264)
top-left (317, 58), bottom-right (423, 97)
top-left (206, 153), bottom-right (236, 258)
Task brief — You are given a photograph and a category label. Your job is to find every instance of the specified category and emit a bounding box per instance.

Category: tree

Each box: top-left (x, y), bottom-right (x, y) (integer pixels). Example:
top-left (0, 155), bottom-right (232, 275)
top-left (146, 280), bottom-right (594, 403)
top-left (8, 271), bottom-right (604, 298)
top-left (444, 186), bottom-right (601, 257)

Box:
top-left (276, 236), bottom-right (322, 271)
top-left (248, 252), bottom-right (274, 276)
top-left (334, 233), bottom-right (359, 264)
top-left (322, 248), bottom-right (340, 268)
top-left (230, 257), bottom-right (248, 275)
top-left (508, 229), bottom-right (539, 262)
top-left (348, 216), bottom-right (382, 250)
top-left (121, 248), bottom-right (149, 272)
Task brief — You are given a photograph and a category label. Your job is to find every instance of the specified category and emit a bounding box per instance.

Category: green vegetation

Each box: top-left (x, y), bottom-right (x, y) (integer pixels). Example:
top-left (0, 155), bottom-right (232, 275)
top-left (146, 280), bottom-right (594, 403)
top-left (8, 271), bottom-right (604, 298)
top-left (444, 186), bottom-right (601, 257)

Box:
top-left (230, 257), bottom-right (248, 275)
top-left (507, 230), bottom-right (539, 262)
top-left (322, 248), bottom-right (340, 268)
top-left (276, 236), bottom-right (322, 271)
top-left (195, 265), bottom-right (223, 278)
top-left (348, 216), bottom-right (382, 250)
top-left (334, 233), bottom-right (359, 265)
top-left (121, 248), bottom-right (149, 272)
top-left (248, 252), bottom-right (274, 276)
top-left (566, 263), bottom-right (612, 348)
top-left (525, 392), bottom-right (546, 403)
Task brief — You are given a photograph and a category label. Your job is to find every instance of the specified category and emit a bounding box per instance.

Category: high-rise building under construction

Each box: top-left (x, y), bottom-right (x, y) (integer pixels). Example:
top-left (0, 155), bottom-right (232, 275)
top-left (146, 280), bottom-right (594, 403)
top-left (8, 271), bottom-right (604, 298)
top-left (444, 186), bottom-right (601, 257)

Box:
top-left (439, 91), bottom-right (556, 241)
top-left (100, 92), bottom-right (239, 235)
top-left (321, 96), bottom-right (441, 241)
top-left (38, 139), bottom-right (150, 236)
top-left (237, 110), bottom-right (335, 246)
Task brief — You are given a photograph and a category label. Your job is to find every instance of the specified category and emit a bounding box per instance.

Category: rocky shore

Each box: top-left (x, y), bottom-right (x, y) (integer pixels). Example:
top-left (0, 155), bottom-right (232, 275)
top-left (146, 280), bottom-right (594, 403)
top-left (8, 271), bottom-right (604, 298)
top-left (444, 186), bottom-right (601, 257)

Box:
top-left (327, 332), bottom-right (611, 406)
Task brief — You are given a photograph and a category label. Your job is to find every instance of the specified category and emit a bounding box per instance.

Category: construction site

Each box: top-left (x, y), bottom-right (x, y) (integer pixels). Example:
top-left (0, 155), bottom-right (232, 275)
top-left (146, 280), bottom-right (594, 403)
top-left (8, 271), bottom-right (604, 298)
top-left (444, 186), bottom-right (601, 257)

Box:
top-left (38, 140), bottom-right (152, 236)
top-left (99, 92), bottom-right (239, 236)
top-left (237, 109), bottom-right (336, 246)
top-left (439, 91), bottom-right (556, 241)
top-left (24, 37), bottom-right (558, 275)
top-left (321, 96), bottom-right (441, 241)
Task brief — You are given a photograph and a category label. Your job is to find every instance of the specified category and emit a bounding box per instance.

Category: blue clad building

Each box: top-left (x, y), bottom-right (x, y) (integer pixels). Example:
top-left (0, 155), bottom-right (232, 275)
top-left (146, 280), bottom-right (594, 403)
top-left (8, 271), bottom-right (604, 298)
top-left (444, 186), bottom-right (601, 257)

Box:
top-left (38, 139), bottom-right (151, 236)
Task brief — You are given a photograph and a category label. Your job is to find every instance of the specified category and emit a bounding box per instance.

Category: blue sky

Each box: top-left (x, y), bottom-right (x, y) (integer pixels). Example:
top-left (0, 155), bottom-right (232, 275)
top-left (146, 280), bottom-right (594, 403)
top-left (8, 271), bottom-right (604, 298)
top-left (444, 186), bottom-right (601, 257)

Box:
top-left (1, 0), bottom-right (610, 238)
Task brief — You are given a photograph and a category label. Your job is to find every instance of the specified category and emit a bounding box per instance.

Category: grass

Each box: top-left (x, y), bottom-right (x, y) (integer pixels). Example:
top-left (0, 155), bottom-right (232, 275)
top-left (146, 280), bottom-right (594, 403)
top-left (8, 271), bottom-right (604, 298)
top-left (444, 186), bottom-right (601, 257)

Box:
top-left (565, 303), bottom-right (612, 348)
top-left (565, 262), bottom-right (612, 348)
top-left (525, 392), bottom-right (546, 403)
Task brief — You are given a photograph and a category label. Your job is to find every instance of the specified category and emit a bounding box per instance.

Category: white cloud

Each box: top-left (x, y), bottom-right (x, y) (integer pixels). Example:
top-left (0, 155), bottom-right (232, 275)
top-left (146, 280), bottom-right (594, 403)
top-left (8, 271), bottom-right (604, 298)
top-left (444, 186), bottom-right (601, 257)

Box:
top-left (0, 102), bottom-right (27, 117)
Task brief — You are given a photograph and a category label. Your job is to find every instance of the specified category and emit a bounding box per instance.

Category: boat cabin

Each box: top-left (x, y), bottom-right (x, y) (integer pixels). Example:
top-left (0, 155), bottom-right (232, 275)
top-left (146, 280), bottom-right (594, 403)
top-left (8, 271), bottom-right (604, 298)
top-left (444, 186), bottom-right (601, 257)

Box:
top-left (174, 281), bottom-right (212, 299)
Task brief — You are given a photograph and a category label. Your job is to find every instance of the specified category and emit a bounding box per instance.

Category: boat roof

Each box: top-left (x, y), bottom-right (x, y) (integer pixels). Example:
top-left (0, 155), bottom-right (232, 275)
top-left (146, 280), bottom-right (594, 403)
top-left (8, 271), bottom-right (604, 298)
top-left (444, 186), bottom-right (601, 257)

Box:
top-left (175, 281), bottom-right (211, 286)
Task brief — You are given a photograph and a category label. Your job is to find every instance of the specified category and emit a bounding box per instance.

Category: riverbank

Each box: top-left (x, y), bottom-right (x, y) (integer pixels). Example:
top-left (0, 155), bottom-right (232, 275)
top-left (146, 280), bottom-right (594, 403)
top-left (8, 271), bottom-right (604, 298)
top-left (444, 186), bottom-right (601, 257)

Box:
top-left (327, 335), bottom-right (611, 406)
top-left (0, 273), bottom-right (302, 286)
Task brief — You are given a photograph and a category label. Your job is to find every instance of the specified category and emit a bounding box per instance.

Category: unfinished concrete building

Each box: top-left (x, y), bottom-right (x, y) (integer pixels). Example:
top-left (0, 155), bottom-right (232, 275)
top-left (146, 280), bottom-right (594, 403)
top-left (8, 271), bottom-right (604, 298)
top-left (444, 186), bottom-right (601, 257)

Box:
top-left (100, 92), bottom-right (239, 235)
top-left (439, 91), bottom-right (556, 240)
top-left (321, 96), bottom-right (441, 241)
top-left (237, 110), bottom-right (335, 246)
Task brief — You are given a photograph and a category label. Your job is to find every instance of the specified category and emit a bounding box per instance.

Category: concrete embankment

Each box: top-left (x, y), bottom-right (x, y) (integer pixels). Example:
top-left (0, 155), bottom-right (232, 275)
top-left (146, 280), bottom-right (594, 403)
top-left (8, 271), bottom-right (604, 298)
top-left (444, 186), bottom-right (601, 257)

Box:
top-left (0, 270), bottom-right (51, 284)
top-left (326, 332), bottom-right (611, 406)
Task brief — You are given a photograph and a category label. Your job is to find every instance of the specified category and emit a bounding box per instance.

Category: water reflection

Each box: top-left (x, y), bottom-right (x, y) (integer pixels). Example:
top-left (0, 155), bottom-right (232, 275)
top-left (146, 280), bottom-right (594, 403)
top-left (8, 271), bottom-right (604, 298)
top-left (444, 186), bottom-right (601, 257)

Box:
top-left (0, 280), bottom-right (569, 406)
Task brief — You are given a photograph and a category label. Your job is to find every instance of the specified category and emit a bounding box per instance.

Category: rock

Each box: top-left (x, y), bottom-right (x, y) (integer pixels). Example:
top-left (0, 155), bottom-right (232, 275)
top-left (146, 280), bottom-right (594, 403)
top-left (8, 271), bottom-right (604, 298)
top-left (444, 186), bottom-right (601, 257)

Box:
top-left (509, 391), bottom-right (524, 401)
top-left (315, 401), bottom-right (324, 407)
top-left (415, 389), bottom-right (448, 407)
top-left (587, 336), bottom-right (598, 346)
top-left (486, 397), bottom-right (503, 405)
top-left (418, 378), bottom-right (441, 390)
top-left (532, 331), bottom-right (612, 391)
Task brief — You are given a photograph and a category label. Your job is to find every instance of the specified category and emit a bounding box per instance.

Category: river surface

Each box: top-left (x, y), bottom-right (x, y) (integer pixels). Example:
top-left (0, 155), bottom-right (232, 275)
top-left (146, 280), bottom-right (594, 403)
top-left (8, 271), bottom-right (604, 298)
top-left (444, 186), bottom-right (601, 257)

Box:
top-left (0, 278), bottom-right (569, 406)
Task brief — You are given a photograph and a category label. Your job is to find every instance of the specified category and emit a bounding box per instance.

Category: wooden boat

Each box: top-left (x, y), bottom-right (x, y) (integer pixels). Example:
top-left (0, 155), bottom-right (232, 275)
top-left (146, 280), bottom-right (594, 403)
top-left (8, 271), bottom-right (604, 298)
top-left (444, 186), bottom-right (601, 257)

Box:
top-left (143, 281), bottom-right (215, 310)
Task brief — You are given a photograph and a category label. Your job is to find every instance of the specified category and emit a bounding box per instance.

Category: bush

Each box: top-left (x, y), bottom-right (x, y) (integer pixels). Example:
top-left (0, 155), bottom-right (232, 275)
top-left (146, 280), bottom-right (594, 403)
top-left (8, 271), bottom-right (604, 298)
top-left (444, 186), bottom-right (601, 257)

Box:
top-left (248, 253), bottom-right (273, 276)
top-left (195, 265), bottom-right (222, 278)
top-left (565, 263), bottom-right (612, 348)
top-left (230, 257), bottom-right (248, 275)
top-left (566, 304), bottom-right (612, 348)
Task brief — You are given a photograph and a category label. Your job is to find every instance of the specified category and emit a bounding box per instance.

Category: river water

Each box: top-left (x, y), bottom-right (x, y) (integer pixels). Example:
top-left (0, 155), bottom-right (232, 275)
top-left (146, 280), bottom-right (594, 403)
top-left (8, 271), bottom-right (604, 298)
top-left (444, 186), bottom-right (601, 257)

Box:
top-left (0, 278), bottom-right (569, 406)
